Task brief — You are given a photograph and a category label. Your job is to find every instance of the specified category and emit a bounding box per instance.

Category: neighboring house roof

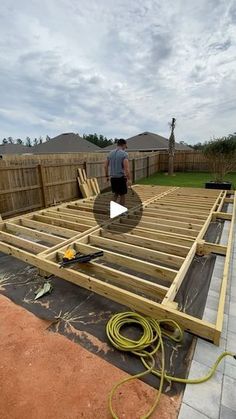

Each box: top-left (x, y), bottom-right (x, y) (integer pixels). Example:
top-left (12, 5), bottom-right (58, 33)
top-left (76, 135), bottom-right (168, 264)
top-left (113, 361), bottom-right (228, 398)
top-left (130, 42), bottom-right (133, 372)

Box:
top-left (104, 131), bottom-right (191, 151)
top-left (33, 133), bottom-right (100, 153)
top-left (0, 143), bottom-right (31, 155)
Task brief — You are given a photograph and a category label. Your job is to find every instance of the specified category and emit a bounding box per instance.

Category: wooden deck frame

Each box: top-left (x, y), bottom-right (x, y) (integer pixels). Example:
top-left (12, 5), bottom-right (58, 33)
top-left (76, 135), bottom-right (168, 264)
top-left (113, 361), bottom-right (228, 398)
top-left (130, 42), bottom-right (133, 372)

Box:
top-left (0, 186), bottom-right (235, 345)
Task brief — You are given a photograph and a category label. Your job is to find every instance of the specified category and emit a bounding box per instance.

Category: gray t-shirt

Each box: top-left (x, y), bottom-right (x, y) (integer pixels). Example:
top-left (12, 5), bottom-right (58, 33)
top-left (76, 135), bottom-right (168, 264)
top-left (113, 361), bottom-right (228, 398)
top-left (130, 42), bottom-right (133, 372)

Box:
top-left (107, 149), bottom-right (128, 178)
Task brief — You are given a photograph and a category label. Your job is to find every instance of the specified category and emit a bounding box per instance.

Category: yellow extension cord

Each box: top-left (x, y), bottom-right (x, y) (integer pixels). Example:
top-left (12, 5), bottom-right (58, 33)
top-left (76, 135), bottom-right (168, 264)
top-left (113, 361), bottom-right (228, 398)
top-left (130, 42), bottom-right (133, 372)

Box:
top-left (106, 312), bottom-right (236, 419)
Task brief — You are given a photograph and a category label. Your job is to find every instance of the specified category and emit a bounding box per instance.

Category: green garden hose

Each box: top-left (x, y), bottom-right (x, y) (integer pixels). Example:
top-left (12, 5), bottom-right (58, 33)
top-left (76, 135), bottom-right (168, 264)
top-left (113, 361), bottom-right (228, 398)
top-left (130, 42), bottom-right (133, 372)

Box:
top-left (106, 312), bottom-right (236, 419)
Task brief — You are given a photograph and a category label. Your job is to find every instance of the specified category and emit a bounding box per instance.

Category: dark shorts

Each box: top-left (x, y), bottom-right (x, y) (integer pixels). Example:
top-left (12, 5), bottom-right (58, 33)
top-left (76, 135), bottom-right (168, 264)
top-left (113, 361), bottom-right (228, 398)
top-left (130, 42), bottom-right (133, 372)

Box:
top-left (111, 177), bottom-right (127, 195)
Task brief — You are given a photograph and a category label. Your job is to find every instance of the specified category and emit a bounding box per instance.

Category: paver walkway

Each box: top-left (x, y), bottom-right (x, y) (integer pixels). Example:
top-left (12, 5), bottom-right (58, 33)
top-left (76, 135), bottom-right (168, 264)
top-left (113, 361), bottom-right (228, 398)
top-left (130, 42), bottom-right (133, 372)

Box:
top-left (179, 205), bottom-right (236, 419)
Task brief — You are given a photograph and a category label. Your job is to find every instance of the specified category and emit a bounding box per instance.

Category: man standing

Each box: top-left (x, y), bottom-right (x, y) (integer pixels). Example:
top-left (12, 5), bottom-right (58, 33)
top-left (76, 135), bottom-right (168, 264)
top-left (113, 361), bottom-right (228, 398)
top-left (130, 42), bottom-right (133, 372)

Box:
top-left (104, 139), bottom-right (131, 206)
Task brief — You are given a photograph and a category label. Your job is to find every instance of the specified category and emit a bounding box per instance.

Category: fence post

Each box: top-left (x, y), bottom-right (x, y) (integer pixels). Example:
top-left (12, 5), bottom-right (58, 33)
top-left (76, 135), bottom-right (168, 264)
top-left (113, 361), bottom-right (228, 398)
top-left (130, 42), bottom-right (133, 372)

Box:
top-left (83, 160), bottom-right (87, 176)
top-left (157, 152), bottom-right (160, 172)
top-left (147, 156), bottom-right (150, 177)
top-left (38, 164), bottom-right (47, 207)
top-left (132, 159), bottom-right (136, 183)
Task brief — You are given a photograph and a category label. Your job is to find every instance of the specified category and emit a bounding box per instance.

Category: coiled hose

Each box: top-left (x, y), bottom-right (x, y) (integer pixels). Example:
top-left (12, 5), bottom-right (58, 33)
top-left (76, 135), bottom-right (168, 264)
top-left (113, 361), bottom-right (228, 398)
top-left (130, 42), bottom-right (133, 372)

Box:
top-left (106, 312), bottom-right (236, 419)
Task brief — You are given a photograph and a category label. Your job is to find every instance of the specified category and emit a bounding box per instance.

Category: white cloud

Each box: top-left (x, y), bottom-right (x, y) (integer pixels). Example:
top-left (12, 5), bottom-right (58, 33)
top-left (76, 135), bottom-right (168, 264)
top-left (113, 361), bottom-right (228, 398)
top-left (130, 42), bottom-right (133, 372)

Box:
top-left (0, 0), bottom-right (235, 143)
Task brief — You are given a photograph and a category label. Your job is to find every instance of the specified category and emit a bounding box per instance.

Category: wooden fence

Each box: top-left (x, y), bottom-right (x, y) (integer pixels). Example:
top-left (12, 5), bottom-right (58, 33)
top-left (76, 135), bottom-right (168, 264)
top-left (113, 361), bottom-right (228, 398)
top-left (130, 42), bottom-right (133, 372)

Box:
top-left (0, 162), bottom-right (85, 217)
top-left (1, 150), bottom-right (235, 218)
top-left (159, 150), bottom-right (209, 172)
top-left (0, 152), bottom-right (159, 218)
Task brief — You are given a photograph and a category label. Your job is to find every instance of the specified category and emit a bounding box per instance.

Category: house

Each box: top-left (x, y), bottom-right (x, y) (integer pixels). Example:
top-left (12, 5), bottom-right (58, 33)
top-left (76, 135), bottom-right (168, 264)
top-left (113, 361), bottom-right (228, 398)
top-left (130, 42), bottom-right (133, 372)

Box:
top-left (0, 143), bottom-right (31, 156)
top-left (33, 133), bottom-right (100, 154)
top-left (104, 131), bottom-right (190, 152)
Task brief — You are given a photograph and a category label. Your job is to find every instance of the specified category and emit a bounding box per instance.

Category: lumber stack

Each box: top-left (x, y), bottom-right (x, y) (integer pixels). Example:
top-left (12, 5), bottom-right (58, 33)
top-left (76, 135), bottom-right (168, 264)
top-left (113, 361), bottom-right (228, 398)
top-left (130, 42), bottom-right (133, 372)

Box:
top-left (77, 168), bottom-right (100, 198)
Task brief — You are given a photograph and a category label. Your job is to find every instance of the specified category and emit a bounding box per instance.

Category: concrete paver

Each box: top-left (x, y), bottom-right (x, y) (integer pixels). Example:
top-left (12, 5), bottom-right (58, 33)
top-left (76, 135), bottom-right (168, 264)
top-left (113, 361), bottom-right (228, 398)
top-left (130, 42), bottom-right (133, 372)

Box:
top-left (193, 338), bottom-right (226, 372)
top-left (228, 314), bottom-right (236, 334)
top-left (221, 375), bottom-right (236, 412)
top-left (226, 331), bottom-right (236, 365)
top-left (182, 360), bottom-right (223, 419)
top-left (179, 403), bottom-right (209, 419)
top-left (229, 298), bottom-right (236, 317)
top-left (220, 405), bottom-right (236, 419)
top-left (224, 362), bottom-right (236, 380)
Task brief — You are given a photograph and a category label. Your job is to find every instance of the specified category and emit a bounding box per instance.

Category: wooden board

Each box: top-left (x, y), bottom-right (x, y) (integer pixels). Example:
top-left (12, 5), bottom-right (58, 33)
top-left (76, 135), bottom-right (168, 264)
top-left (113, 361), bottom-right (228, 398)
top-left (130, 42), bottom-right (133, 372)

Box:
top-left (77, 168), bottom-right (100, 198)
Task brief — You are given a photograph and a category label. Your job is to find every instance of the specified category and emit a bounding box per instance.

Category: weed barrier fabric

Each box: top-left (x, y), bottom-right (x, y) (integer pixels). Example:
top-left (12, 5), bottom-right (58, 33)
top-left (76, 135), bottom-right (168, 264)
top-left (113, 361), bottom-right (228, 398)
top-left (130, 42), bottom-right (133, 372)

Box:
top-left (175, 253), bottom-right (216, 318)
top-left (204, 220), bottom-right (224, 244)
top-left (176, 220), bottom-right (224, 319)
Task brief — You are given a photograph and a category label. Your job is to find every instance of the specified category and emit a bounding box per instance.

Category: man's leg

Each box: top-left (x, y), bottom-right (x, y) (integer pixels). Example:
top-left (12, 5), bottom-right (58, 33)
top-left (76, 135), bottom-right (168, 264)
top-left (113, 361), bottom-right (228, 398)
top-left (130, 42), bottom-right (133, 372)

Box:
top-left (119, 178), bottom-right (127, 206)
top-left (113, 193), bottom-right (119, 202)
top-left (119, 194), bottom-right (125, 206)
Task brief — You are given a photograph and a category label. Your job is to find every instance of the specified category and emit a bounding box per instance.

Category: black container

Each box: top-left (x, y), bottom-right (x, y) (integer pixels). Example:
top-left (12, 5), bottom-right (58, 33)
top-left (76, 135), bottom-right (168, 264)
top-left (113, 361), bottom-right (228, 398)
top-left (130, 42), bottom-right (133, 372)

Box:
top-left (205, 181), bottom-right (232, 190)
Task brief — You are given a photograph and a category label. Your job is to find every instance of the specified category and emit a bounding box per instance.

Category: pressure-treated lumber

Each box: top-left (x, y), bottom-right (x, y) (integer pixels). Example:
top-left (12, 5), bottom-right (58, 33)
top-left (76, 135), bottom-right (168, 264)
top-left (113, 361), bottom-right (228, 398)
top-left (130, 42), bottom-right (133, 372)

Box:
top-left (0, 240), bottom-right (217, 341)
top-left (20, 218), bottom-right (76, 238)
top-left (79, 181), bottom-right (91, 198)
top-left (57, 243), bottom-right (169, 298)
top-left (89, 234), bottom-right (184, 269)
top-left (213, 211), bottom-right (232, 221)
top-left (162, 190), bottom-right (225, 305)
top-left (100, 230), bottom-right (190, 257)
top-left (4, 222), bottom-right (64, 245)
top-left (74, 239), bottom-right (175, 283)
top-left (42, 210), bottom-right (96, 226)
top-left (198, 241), bottom-right (227, 256)
top-left (142, 208), bottom-right (207, 221)
top-left (120, 218), bottom-right (199, 237)
top-left (128, 213), bottom-right (202, 230)
top-left (107, 224), bottom-right (195, 247)
top-left (0, 230), bottom-right (48, 254)
top-left (77, 168), bottom-right (100, 198)
top-left (214, 193), bottom-right (236, 344)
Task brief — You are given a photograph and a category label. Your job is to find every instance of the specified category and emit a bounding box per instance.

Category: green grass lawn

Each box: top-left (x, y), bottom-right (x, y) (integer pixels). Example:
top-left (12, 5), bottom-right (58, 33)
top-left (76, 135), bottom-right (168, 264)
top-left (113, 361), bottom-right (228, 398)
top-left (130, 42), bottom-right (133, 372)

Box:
top-left (137, 172), bottom-right (236, 189)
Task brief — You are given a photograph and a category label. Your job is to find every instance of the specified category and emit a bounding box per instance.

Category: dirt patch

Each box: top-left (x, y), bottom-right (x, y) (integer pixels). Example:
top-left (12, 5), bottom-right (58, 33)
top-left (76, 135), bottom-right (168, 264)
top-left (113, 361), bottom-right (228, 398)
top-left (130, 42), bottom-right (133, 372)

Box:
top-left (0, 294), bottom-right (181, 419)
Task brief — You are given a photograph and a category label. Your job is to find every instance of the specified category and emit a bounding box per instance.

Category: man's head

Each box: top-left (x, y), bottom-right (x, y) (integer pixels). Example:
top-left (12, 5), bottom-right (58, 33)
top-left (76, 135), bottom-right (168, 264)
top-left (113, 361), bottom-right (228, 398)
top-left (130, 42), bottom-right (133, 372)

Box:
top-left (117, 138), bottom-right (127, 150)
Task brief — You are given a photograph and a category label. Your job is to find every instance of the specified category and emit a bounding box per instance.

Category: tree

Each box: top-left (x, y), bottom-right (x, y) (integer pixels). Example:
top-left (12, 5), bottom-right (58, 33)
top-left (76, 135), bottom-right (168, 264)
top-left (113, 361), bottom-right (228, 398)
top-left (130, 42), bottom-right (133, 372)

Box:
top-left (179, 140), bottom-right (193, 148)
top-left (2, 138), bottom-right (8, 144)
top-left (83, 133), bottom-right (113, 148)
top-left (34, 138), bottom-right (38, 146)
top-left (192, 142), bottom-right (205, 151)
top-left (203, 136), bottom-right (236, 182)
top-left (46, 135), bottom-right (50, 142)
top-left (16, 138), bottom-right (23, 144)
top-left (25, 137), bottom-right (32, 147)
top-left (168, 117), bottom-right (176, 176)
top-left (7, 137), bottom-right (14, 144)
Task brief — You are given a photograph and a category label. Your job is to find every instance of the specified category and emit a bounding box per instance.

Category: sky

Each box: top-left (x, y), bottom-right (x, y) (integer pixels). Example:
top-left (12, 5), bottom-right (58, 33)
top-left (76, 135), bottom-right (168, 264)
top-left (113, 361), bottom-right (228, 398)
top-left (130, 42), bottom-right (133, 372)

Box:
top-left (0, 0), bottom-right (236, 144)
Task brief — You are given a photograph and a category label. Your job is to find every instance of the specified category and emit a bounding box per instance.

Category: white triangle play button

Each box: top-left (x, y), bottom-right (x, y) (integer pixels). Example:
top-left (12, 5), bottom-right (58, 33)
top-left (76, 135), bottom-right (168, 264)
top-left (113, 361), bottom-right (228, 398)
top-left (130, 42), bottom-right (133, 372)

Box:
top-left (110, 201), bottom-right (127, 218)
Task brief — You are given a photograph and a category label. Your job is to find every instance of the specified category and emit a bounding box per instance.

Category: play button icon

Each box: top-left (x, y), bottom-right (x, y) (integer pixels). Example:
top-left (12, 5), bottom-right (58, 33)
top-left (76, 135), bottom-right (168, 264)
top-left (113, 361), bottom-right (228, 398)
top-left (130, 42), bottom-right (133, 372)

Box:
top-left (93, 187), bottom-right (143, 234)
top-left (110, 201), bottom-right (127, 218)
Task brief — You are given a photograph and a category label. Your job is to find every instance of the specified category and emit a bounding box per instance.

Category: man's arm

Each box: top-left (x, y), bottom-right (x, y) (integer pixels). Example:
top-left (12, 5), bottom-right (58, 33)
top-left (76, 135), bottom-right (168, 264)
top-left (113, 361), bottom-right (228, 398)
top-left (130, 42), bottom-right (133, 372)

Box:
top-left (123, 158), bottom-right (132, 185)
top-left (104, 159), bottom-right (109, 181)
